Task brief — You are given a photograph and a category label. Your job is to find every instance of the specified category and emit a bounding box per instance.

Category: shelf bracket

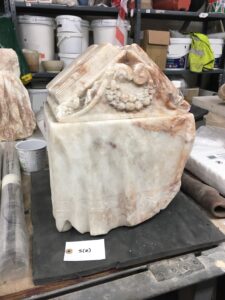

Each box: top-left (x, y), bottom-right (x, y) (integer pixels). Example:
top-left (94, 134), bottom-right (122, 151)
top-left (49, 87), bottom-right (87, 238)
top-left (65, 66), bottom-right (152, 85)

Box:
top-left (9, 0), bottom-right (18, 32)
top-left (4, 0), bottom-right (10, 14)
top-left (134, 0), bottom-right (141, 44)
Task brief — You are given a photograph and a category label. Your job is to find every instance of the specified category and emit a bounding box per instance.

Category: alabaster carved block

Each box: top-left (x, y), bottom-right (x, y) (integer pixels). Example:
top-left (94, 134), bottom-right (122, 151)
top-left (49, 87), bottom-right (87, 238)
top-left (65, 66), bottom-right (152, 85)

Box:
top-left (0, 49), bottom-right (36, 141)
top-left (45, 44), bottom-right (195, 235)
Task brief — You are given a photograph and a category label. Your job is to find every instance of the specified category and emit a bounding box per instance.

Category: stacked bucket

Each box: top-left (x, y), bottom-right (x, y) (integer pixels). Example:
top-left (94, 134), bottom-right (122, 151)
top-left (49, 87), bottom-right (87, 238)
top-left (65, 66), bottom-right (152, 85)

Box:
top-left (56, 15), bottom-right (89, 69)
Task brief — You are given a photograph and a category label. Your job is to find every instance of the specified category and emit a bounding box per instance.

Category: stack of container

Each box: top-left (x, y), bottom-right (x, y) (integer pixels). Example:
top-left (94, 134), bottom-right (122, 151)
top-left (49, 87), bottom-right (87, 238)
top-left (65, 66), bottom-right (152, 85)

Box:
top-left (165, 36), bottom-right (224, 70)
top-left (56, 15), bottom-right (90, 69)
top-left (91, 19), bottom-right (130, 45)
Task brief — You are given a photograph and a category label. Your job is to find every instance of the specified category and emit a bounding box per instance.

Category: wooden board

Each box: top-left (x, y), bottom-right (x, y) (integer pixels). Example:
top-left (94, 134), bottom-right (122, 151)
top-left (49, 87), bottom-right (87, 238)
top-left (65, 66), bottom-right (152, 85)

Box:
top-left (31, 170), bottom-right (225, 285)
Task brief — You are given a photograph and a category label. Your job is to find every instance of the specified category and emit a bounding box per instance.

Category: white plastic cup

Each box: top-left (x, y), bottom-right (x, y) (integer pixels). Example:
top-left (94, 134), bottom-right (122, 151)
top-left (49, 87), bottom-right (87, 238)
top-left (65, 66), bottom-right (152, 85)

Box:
top-left (15, 139), bottom-right (47, 173)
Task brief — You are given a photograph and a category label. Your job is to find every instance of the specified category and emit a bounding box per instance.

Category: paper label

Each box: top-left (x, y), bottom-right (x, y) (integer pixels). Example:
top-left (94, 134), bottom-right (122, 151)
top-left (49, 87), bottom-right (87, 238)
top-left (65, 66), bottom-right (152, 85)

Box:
top-left (64, 239), bottom-right (105, 261)
top-left (199, 12), bottom-right (209, 18)
top-left (166, 56), bottom-right (186, 69)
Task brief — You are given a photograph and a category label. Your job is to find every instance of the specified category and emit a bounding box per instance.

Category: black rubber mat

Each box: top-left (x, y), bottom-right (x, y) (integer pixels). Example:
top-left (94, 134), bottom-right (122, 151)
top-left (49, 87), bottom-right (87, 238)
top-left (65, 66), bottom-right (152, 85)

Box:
top-left (31, 170), bottom-right (225, 285)
top-left (190, 105), bottom-right (208, 121)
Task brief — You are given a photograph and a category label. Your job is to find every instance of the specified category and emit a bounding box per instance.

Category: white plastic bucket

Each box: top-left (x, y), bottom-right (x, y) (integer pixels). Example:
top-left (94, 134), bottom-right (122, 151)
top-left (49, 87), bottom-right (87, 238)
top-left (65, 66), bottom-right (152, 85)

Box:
top-left (56, 16), bottom-right (89, 53)
top-left (91, 19), bottom-right (130, 45)
top-left (166, 38), bottom-right (192, 70)
top-left (58, 52), bottom-right (80, 68)
top-left (57, 32), bottom-right (82, 54)
top-left (15, 139), bottom-right (47, 173)
top-left (81, 20), bottom-right (89, 52)
top-left (209, 38), bottom-right (223, 69)
top-left (56, 15), bottom-right (82, 33)
top-left (18, 15), bottom-right (55, 64)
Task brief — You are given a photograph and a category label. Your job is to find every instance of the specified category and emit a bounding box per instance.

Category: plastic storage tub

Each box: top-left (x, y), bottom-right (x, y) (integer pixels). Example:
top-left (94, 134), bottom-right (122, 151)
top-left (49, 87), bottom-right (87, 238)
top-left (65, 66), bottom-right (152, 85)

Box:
top-left (166, 38), bottom-right (192, 70)
top-left (56, 15), bottom-right (82, 33)
top-left (18, 15), bottom-right (55, 63)
top-left (57, 32), bottom-right (82, 54)
top-left (91, 19), bottom-right (130, 45)
top-left (209, 38), bottom-right (224, 69)
top-left (28, 88), bottom-right (48, 114)
top-left (56, 15), bottom-right (89, 53)
top-left (58, 52), bottom-right (80, 68)
top-left (81, 20), bottom-right (90, 52)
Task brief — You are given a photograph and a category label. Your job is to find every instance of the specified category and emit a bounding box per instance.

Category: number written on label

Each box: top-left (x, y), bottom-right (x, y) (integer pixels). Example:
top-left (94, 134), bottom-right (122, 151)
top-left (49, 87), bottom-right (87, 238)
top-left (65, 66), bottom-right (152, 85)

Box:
top-left (78, 248), bottom-right (91, 253)
top-left (64, 239), bottom-right (105, 261)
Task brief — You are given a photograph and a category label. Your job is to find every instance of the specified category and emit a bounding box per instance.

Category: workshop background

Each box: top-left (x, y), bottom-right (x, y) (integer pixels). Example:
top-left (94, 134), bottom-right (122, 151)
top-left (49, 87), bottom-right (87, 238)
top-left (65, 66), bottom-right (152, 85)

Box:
top-left (1, 0), bottom-right (225, 299)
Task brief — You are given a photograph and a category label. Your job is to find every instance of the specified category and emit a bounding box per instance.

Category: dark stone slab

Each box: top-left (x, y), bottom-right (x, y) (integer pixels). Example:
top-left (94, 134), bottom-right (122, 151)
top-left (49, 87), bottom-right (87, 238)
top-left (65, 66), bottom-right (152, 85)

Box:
top-left (31, 170), bottom-right (225, 285)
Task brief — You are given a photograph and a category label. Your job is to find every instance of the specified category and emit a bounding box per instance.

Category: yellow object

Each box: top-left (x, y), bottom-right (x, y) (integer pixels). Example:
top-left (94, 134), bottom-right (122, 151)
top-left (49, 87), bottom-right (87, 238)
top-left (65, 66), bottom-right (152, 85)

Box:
top-left (189, 33), bottom-right (214, 72)
top-left (21, 73), bottom-right (32, 85)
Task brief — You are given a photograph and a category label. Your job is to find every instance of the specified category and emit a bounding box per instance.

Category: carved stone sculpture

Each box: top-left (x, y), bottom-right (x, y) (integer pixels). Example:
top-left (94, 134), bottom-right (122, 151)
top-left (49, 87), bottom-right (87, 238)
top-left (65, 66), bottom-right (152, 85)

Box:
top-left (0, 49), bottom-right (36, 141)
top-left (45, 44), bottom-right (195, 236)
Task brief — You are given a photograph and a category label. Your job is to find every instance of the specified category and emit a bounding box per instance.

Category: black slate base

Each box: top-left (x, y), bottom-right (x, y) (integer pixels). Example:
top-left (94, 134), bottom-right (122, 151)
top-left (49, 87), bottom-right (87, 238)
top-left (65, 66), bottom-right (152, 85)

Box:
top-left (31, 170), bottom-right (225, 285)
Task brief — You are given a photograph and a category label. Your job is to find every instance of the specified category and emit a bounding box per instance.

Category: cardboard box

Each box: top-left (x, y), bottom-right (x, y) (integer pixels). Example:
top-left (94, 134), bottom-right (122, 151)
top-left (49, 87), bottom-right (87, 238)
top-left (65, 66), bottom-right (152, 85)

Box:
top-left (141, 0), bottom-right (152, 9)
top-left (152, 0), bottom-right (191, 11)
top-left (143, 30), bottom-right (170, 70)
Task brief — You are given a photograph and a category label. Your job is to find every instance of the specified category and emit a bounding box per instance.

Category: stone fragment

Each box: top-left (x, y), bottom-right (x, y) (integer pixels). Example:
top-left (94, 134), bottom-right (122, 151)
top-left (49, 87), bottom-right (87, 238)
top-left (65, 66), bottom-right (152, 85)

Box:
top-left (0, 49), bottom-right (36, 141)
top-left (45, 44), bottom-right (195, 235)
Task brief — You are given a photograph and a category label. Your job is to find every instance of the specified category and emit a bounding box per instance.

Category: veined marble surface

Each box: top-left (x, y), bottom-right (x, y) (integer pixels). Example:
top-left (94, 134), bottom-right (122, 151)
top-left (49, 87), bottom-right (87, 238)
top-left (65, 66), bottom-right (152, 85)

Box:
top-left (0, 49), bottom-right (36, 141)
top-left (45, 44), bottom-right (195, 235)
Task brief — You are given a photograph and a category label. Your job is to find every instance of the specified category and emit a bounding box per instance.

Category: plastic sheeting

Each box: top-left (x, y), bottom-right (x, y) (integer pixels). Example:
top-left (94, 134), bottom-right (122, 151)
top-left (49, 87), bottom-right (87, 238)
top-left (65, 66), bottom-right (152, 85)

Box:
top-left (186, 126), bottom-right (225, 196)
top-left (0, 143), bottom-right (29, 282)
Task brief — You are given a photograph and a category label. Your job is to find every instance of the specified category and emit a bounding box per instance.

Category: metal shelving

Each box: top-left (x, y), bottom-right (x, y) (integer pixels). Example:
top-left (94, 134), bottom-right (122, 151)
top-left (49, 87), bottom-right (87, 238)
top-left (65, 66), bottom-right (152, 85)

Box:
top-left (4, 0), bottom-right (10, 14)
top-left (32, 72), bottom-right (59, 78)
top-left (31, 69), bottom-right (225, 79)
top-left (8, 1), bottom-right (225, 84)
top-left (15, 3), bottom-right (225, 21)
top-left (15, 2), bottom-right (118, 16)
top-left (140, 8), bottom-right (225, 21)
top-left (164, 69), bottom-right (225, 76)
